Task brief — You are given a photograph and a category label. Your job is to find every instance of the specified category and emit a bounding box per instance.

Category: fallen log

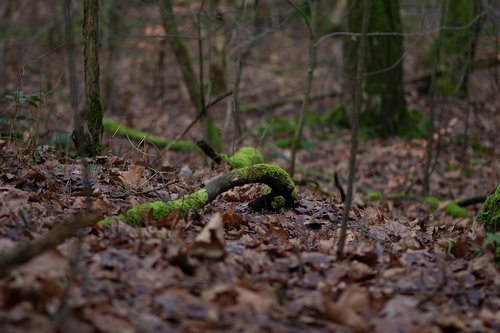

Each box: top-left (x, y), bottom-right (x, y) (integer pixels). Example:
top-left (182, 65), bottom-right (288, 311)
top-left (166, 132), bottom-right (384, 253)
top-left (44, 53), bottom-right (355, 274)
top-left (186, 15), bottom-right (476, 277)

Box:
top-left (99, 163), bottom-right (297, 227)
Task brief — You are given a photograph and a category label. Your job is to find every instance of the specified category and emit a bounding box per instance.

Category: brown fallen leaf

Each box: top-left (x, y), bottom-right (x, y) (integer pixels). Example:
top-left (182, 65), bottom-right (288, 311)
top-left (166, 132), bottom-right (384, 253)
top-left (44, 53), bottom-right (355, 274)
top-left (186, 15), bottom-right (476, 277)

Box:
top-left (322, 286), bottom-right (371, 333)
top-left (347, 260), bottom-right (377, 281)
top-left (83, 308), bottom-right (135, 333)
top-left (189, 213), bottom-right (225, 259)
top-left (234, 285), bottom-right (275, 314)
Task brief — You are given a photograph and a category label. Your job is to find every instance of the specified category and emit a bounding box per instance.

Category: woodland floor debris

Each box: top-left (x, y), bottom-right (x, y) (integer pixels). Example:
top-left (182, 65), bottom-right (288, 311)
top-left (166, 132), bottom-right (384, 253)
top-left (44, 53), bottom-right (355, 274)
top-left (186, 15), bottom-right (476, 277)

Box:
top-left (0, 2), bottom-right (498, 331)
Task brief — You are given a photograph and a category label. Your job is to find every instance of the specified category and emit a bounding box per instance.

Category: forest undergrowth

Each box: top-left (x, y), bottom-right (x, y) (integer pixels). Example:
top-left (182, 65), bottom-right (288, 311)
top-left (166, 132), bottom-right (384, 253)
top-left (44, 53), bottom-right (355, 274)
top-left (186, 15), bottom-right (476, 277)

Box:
top-left (0, 2), bottom-right (499, 331)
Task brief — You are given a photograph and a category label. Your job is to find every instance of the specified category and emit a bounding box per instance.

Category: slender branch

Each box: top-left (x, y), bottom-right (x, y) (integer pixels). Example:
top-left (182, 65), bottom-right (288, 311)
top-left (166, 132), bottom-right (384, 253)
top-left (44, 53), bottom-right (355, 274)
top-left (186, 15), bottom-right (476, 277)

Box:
top-left (315, 7), bottom-right (489, 46)
top-left (166, 91), bottom-right (232, 150)
top-left (0, 214), bottom-right (98, 278)
top-left (423, 0), bottom-right (447, 196)
top-left (337, 0), bottom-right (371, 260)
top-left (288, 0), bottom-right (317, 177)
top-left (230, 0), bottom-right (261, 142)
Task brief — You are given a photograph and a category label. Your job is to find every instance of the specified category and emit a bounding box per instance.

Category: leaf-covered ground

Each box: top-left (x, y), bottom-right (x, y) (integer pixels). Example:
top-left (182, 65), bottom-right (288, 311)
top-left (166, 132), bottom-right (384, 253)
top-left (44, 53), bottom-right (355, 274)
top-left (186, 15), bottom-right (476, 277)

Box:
top-left (1, 2), bottom-right (499, 332)
top-left (1, 129), bottom-right (499, 332)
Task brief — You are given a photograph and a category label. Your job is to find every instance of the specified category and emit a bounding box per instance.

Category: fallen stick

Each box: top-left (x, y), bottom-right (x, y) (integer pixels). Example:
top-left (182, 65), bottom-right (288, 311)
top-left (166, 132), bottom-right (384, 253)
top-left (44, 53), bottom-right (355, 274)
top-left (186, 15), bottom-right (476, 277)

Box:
top-left (0, 214), bottom-right (98, 278)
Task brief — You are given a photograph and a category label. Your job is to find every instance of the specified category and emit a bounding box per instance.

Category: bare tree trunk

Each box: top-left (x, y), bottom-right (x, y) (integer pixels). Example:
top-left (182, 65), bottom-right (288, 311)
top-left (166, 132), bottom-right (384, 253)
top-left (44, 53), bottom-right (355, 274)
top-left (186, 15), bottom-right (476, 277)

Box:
top-left (159, 0), bottom-right (202, 112)
top-left (207, 0), bottom-right (227, 96)
top-left (422, 0), bottom-right (447, 196)
top-left (342, 0), bottom-right (406, 137)
top-left (74, 0), bottom-right (104, 156)
top-left (159, 0), bottom-right (222, 152)
top-left (337, 0), bottom-right (370, 259)
top-left (64, 0), bottom-right (80, 141)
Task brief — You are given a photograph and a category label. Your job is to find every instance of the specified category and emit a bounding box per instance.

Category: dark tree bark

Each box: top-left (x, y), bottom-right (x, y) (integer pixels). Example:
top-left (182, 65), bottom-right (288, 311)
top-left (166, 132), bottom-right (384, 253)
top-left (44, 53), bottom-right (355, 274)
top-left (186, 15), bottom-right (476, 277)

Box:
top-left (75, 0), bottom-right (104, 156)
top-left (437, 0), bottom-right (486, 97)
top-left (343, 0), bottom-right (407, 137)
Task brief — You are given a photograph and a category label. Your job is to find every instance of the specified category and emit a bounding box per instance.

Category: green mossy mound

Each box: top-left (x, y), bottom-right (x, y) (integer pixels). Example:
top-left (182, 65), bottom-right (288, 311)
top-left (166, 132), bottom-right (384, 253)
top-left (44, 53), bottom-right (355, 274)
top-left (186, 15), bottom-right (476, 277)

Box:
top-left (477, 185), bottom-right (500, 230)
top-left (99, 190), bottom-right (209, 227)
top-left (445, 203), bottom-right (468, 219)
top-left (225, 147), bottom-right (264, 169)
top-left (423, 196), bottom-right (441, 211)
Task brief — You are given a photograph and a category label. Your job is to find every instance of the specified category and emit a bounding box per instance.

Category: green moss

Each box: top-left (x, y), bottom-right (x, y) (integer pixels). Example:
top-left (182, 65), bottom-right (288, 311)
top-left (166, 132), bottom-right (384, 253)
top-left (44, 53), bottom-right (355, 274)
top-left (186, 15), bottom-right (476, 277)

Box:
top-left (323, 105), bottom-right (426, 140)
top-left (446, 163), bottom-right (460, 172)
top-left (207, 116), bottom-right (223, 153)
top-left (484, 232), bottom-right (500, 262)
top-left (445, 203), bottom-right (468, 218)
top-left (365, 191), bottom-right (382, 202)
top-left (477, 185), bottom-right (500, 229)
top-left (235, 163), bottom-right (291, 184)
top-left (471, 141), bottom-right (494, 154)
top-left (423, 196), bottom-right (442, 211)
top-left (102, 117), bottom-right (197, 151)
top-left (470, 158), bottom-right (481, 167)
top-left (98, 189), bottom-right (208, 227)
top-left (271, 196), bottom-right (286, 210)
top-left (261, 184), bottom-right (272, 195)
top-left (168, 189), bottom-right (209, 215)
top-left (234, 164), bottom-right (298, 201)
top-left (394, 109), bottom-right (428, 139)
top-left (225, 147), bottom-right (264, 169)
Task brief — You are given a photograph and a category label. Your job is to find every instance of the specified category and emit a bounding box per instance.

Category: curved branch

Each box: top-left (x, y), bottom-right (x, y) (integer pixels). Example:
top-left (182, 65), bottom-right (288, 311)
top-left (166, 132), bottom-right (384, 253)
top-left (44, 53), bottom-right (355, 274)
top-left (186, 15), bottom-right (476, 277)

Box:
top-left (99, 164), bottom-right (297, 227)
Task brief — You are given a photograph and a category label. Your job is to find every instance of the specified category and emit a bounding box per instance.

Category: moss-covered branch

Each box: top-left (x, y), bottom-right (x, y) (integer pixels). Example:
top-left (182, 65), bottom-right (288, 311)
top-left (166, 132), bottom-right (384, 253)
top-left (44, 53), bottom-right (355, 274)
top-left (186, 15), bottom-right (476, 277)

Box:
top-left (103, 117), bottom-right (198, 151)
top-left (99, 163), bottom-right (297, 227)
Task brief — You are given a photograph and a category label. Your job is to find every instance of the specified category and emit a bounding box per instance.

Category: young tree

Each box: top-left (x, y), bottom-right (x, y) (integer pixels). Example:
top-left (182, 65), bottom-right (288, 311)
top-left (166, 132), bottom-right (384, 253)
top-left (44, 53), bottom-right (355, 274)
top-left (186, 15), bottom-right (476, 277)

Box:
top-left (337, 0), bottom-right (370, 259)
top-left (73, 0), bottom-right (104, 156)
top-left (342, 0), bottom-right (407, 137)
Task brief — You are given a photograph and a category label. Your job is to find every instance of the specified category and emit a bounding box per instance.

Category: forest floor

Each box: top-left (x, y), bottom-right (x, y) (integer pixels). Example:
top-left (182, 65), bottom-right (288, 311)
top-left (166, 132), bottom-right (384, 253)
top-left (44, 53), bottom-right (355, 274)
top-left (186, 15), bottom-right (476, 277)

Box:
top-left (1, 4), bottom-right (500, 332)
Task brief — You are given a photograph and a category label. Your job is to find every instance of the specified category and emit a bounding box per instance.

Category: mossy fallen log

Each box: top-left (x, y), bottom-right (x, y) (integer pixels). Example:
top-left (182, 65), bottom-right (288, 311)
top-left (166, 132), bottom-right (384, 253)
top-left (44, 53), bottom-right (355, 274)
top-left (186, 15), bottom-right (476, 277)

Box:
top-left (99, 164), bottom-right (297, 227)
top-left (103, 116), bottom-right (198, 151)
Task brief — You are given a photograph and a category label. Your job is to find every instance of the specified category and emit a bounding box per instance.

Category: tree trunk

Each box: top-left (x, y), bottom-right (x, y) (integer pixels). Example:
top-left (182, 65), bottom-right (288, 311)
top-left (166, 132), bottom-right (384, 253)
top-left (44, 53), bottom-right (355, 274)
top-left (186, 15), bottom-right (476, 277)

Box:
top-left (343, 0), bottom-right (407, 137)
top-left (77, 0), bottom-right (104, 156)
top-left (436, 0), bottom-right (486, 97)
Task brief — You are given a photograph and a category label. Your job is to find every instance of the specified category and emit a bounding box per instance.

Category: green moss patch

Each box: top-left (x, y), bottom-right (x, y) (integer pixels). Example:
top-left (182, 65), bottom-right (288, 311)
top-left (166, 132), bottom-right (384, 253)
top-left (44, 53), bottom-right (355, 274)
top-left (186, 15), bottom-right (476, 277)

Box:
top-left (423, 196), bottom-right (442, 211)
top-left (477, 185), bottom-right (500, 229)
top-left (322, 106), bottom-right (427, 139)
top-left (484, 232), bottom-right (500, 262)
top-left (234, 164), bottom-right (298, 202)
top-left (445, 203), bottom-right (468, 218)
top-left (98, 189), bottom-right (208, 227)
top-left (365, 191), bottom-right (382, 202)
top-left (225, 147), bottom-right (264, 169)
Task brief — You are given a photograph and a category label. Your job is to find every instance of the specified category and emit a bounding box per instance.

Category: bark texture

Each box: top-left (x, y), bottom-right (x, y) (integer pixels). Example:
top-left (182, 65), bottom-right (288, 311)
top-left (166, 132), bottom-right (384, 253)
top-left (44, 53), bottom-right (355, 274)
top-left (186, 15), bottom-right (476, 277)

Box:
top-left (80, 0), bottom-right (104, 156)
top-left (343, 0), bottom-right (407, 137)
